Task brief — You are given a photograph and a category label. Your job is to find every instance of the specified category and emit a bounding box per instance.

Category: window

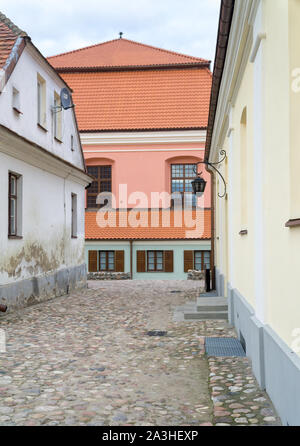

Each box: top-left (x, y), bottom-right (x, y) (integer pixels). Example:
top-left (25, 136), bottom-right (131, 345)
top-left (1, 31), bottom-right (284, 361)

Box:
top-left (99, 251), bottom-right (115, 271)
top-left (37, 74), bottom-right (46, 128)
top-left (171, 164), bottom-right (197, 208)
top-left (194, 251), bottom-right (211, 271)
top-left (86, 166), bottom-right (112, 208)
top-left (136, 250), bottom-right (173, 273)
top-left (71, 134), bottom-right (74, 151)
top-left (53, 91), bottom-right (62, 141)
top-left (12, 87), bottom-right (21, 113)
top-left (147, 251), bottom-right (164, 272)
top-left (71, 193), bottom-right (77, 238)
top-left (88, 250), bottom-right (124, 273)
top-left (8, 172), bottom-right (22, 237)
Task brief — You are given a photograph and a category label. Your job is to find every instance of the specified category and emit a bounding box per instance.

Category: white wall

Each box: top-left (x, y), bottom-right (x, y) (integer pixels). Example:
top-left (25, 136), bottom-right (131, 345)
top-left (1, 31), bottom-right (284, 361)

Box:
top-left (0, 44), bottom-right (83, 170)
top-left (0, 151), bottom-right (85, 285)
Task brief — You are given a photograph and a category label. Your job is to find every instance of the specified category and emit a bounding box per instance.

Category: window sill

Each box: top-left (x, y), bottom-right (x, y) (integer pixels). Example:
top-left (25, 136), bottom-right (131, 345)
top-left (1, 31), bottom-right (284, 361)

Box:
top-left (37, 122), bottom-right (48, 132)
top-left (239, 230), bottom-right (248, 236)
top-left (13, 107), bottom-right (22, 115)
top-left (8, 235), bottom-right (23, 240)
top-left (285, 219), bottom-right (300, 228)
top-left (54, 136), bottom-right (63, 144)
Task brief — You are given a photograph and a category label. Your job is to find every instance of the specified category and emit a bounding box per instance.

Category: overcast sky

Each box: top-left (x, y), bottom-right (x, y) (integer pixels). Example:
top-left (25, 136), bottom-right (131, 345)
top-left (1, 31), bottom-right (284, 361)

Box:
top-left (1, 0), bottom-right (220, 63)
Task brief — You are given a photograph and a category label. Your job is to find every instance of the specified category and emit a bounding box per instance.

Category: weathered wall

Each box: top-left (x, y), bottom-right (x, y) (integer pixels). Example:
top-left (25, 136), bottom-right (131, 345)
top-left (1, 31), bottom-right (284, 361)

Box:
top-left (0, 150), bottom-right (86, 308)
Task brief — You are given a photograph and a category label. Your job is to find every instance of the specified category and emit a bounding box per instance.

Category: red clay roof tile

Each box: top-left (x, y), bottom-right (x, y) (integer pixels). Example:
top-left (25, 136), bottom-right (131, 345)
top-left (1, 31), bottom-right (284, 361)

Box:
top-left (85, 209), bottom-right (211, 240)
top-left (48, 38), bottom-right (210, 70)
top-left (0, 12), bottom-right (26, 69)
top-left (61, 68), bottom-right (212, 131)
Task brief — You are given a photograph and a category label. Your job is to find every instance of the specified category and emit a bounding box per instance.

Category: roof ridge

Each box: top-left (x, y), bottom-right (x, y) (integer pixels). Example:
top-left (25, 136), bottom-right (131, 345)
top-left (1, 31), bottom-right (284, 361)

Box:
top-left (48, 38), bottom-right (121, 60)
top-left (121, 38), bottom-right (210, 63)
top-left (0, 11), bottom-right (27, 36)
top-left (48, 37), bottom-right (210, 64)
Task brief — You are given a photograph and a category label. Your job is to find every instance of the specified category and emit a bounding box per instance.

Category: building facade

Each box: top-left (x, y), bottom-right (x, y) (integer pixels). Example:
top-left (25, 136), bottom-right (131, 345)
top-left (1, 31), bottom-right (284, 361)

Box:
top-left (206, 0), bottom-right (300, 425)
top-left (48, 38), bottom-right (213, 279)
top-left (0, 13), bottom-right (91, 311)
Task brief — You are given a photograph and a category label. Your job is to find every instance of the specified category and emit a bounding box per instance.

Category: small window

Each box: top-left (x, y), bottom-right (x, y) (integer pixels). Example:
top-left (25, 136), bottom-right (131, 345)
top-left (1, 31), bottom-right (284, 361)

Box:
top-left (194, 251), bottom-right (211, 271)
top-left (71, 134), bottom-right (74, 151)
top-left (147, 251), bottom-right (164, 272)
top-left (12, 87), bottom-right (21, 113)
top-left (8, 172), bottom-right (22, 237)
top-left (86, 165), bottom-right (112, 208)
top-left (53, 91), bottom-right (62, 141)
top-left (171, 164), bottom-right (198, 208)
top-left (99, 251), bottom-right (115, 272)
top-left (37, 74), bottom-right (46, 128)
top-left (71, 193), bottom-right (77, 238)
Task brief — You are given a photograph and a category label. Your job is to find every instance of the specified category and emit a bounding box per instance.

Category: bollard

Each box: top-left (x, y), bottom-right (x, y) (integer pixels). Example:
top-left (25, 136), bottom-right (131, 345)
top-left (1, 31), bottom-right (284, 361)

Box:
top-left (0, 304), bottom-right (7, 313)
top-left (205, 269), bottom-right (211, 293)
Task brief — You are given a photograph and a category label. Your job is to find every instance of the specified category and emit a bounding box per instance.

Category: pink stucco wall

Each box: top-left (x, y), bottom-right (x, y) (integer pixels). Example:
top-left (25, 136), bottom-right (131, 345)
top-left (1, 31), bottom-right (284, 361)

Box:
top-left (84, 142), bottom-right (211, 208)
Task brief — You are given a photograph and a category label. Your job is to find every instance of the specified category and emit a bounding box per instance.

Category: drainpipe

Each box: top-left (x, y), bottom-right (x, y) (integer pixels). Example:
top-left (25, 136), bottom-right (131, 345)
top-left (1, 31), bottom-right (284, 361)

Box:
top-left (205, 165), bottom-right (216, 290)
top-left (130, 240), bottom-right (133, 279)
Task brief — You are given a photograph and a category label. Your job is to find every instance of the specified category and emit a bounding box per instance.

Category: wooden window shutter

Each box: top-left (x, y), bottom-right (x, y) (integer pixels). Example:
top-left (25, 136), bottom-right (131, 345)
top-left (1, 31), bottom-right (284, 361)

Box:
top-left (136, 250), bottom-right (146, 273)
top-left (164, 251), bottom-right (174, 273)
top-left (88, 251), bottom-right (98, 272)
top-left (184, 250), bottom-right (194, 273)
top-left (115, 250), bottom-right (125, 272)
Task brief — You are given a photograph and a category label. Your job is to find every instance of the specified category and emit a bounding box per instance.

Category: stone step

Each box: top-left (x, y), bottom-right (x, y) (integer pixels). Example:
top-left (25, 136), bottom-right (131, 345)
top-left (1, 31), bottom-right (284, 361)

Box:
top-left (196, 305), bottom-right (228, 312)
top-left (196, 296), bottom-right (227, 306)
top-left (184, 311), bottom-right (228, 321)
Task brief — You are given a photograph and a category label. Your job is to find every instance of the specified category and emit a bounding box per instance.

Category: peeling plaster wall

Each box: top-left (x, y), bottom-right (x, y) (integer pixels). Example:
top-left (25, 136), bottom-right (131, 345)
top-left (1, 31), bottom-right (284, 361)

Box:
top-left (0, 151), bottom-right (86, 302)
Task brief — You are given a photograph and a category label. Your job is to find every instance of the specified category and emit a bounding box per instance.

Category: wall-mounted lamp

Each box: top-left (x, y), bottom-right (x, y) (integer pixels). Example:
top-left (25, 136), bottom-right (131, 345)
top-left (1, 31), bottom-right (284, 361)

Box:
top-left (191, 150), bottom-right (227, 198)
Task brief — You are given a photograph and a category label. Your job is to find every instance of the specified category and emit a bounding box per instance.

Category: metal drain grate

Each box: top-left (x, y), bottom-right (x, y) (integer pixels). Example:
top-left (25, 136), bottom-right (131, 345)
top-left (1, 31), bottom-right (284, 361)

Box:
top-left (146, 331), bottom-right (168, 337)
top-left (205, 337), bottom-right (246, 357)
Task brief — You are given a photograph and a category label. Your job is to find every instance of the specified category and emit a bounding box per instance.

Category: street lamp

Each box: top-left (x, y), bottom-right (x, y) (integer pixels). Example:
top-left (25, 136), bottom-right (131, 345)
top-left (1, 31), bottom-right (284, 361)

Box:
top-left (192, 149), bottom-right (227, 198)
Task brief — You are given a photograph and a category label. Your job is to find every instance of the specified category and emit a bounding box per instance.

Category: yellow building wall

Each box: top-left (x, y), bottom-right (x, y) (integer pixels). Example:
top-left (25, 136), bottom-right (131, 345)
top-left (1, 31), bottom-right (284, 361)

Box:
top-left (215, 0), bottom-right (300, 349)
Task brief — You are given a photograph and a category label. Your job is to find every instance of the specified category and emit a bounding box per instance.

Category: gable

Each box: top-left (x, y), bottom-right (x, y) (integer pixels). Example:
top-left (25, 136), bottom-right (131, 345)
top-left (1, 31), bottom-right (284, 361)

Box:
top-left (48, 38), bottom-right (210, 70)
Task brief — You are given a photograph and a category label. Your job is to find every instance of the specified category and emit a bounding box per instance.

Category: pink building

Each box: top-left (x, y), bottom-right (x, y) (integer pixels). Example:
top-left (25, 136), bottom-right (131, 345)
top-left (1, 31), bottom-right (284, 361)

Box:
top-left (48, 38), bottom-right (212, 279)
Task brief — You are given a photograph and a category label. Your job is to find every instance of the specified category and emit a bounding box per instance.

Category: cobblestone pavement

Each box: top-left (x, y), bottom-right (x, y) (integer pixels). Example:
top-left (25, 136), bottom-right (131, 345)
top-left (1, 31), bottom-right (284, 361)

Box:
top-left (0, 280), bottom-right (281, 426)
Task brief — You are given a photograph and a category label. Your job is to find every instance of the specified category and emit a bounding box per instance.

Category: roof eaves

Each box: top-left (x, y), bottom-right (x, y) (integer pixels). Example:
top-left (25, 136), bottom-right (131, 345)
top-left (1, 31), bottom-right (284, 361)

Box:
top-left (80, 126), bottom-right (207, 133)
top-left (54, 62), bottom-right (211, 73)
top-left (205, 0), bottom-right (235, 161)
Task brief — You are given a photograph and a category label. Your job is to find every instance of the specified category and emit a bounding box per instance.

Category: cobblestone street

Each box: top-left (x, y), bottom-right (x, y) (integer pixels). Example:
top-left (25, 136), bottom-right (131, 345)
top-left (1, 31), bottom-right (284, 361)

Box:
top-left (0, 281), bottom-right (280, 426)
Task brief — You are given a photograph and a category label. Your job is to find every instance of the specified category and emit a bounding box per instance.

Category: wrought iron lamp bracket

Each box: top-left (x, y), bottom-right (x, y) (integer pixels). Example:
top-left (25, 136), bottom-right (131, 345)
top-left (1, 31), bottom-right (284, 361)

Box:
top-left (194, 150), bottom-right (227, 198)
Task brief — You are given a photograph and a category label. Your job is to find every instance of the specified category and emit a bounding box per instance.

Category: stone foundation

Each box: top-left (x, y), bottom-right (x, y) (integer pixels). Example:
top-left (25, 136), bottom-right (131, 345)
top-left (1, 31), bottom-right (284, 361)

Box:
top-left (87, 272), bottom-right (131, 281)
top-left (0, 263), bottom-right (87, 314)
top-left (187, 270), bottom-right (205, 281)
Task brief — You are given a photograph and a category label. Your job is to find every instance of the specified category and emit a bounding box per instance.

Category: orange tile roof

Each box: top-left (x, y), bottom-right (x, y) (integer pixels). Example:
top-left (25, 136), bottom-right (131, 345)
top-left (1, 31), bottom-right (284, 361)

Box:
top-left (0, 12), bottom-right (26, 68)
top-left (61, 68), bottom-right (212, 131)
top-left (85, 209), bottom-right (211, 240)
top-left (48, 38), bottom-right (210, 70)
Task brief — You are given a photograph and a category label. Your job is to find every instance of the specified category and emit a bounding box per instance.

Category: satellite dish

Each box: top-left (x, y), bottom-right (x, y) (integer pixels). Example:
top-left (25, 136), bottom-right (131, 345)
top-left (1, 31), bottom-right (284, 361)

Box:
top-left (60, 88), bottom-right (74, 110)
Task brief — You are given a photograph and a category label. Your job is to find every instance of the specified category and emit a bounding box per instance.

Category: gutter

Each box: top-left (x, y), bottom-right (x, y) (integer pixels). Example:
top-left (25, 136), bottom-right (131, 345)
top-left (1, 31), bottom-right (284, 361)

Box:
top-left (205, 0), bottom-right (235, 161)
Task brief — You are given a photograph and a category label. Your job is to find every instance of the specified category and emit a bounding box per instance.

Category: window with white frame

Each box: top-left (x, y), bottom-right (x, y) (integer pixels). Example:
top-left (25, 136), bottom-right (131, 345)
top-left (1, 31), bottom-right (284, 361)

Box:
top-left (71, 193), bottom-right (77, 238)
top-left (53, 91), bottom-right (62, 141)
top-left (12, 87), bottom-right (21, 113)
top-left (194, 251), bottom-right (211, 271)
top-left (37, 74), bottom-right (46, 128)
top-left (8, 172), bottom-right (22, 237)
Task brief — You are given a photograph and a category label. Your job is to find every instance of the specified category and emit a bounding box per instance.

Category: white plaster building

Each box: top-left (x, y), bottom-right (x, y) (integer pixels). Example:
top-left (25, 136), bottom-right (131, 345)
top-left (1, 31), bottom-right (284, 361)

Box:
top-left (0, 13), bottom-right (91, 311)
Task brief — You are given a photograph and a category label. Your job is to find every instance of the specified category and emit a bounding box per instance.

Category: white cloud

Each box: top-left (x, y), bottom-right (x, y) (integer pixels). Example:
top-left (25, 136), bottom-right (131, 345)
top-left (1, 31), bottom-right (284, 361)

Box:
top-left (0, 0), bottom-right (220, 62)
